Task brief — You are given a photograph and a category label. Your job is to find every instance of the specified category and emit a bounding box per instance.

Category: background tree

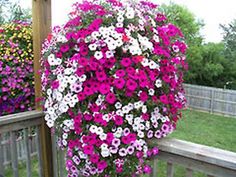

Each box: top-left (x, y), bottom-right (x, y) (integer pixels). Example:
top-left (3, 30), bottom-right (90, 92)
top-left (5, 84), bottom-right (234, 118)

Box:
top-left (9, 3), bottom-right (31, 22)
top-left (0, 0), bottom-right (10, 24)
top-left (220, 20), bottom-right (236, 89)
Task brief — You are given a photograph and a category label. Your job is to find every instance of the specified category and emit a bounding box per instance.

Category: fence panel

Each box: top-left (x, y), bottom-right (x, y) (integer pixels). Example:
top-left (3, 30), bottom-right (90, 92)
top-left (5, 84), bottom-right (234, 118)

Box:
top-left (184, 84), bottom-right (236, 117)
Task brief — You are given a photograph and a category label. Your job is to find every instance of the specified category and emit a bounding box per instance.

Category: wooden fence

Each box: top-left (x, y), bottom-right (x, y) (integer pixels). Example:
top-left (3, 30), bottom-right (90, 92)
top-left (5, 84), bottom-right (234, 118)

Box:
top-left (1, 111), bottom-right (236, 177)
top-left (0, 133), bottom-right (38, 166)
top-left (184, 84), bottom-right (236, 117)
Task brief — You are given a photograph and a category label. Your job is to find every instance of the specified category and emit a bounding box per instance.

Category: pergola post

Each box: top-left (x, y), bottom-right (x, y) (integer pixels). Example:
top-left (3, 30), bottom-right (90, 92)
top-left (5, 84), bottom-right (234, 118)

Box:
top-left (32, 0), bottom-right (53, 177)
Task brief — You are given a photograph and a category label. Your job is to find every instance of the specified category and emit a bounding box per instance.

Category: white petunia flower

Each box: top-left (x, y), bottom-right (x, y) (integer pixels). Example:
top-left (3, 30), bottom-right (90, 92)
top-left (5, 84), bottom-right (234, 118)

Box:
top-left (47, 89), bottom-right (52, 96)
top-left (89, 125), bottom-right (98, 134)
top-left (59, 103), bottom-right (69, 113)
top-left (155, 79), bottom-right (162, 88)
top-left (148, 89), bottom-right (155, 96)
top-left (126, 7), bottom-right (135, 19)
top-left (106, 51), bottom-right (114, 58)
top-left (64, 68), bottom-right (73, 75)
top-left (116, 109), bottom-right (124, 116)
top-left (142, 105), bottom-right (147, 113)
top-left (47, 107), bottom-right (55, 115)
top-left (101, 143), bottom-right (108, 150)
top-left (99, 133), bottom-right (107, 140)
top-left (122, 106), bottom-right (130, 114)
top-left (137, 131), bottom-right (144, 138)
top-left (46, 119), bottom-right (54, 128)
top-left (109, 146), bottom-right (118, 154)
top-left (62, 133), bottom-right (68, 139)
top-left (79, 74), bottom-right (87, 82)
top-left (94, 51), bottom-right (103, 60)
top-left (117, 15), bottom-right (124, 22)
top-left (63, 120), bottom-right (73, 128)
top-left (112, 138), bottom-right (121, 147)
top-left (91, 31), bottom-right (100, 39)
top-left (172, 45), bottom-right (180, 52)
top-left (119, 148), bottom-right (127, 157)
top-left (115, 102), bottom-right (122, 109)
top-left (89, 43), bottom-right (97, 51)
top-left (141, 58), bottom-right (149, 67)
top-left (101, 148), bottom-right (110, 157)
top-left (96, 127), bottom-right (104, 135)
top-left (127, 146), bottom-right (135, 155)
top-left (153, 35), bottom-right (160, 42)
top-left (116, 22), bottom-right (123, 28)
top-left (149, 61), bottom-right (159, 69)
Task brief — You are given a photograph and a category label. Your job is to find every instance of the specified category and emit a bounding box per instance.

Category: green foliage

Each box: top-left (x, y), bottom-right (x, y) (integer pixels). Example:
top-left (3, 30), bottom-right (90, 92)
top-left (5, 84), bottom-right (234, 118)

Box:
top-left (220, 19), bottom-right (236, 59)
top-left (0, 1), bottom-right (31, 24)
top-left (220, 20), bottom-right (236, 89)
top-left (9, 4), bottom-right (31, 22)
top-left (0, 0), bottom-right (9, 24)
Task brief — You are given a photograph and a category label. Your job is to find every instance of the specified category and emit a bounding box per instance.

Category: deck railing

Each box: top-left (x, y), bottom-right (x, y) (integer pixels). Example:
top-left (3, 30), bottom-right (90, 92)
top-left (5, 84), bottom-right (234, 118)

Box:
top-left (0, 111), bottom-right (44, 177)
top-left (0, 111), bottom-right (236, 177)
top-left (149, 138), bottom-right (236, 177)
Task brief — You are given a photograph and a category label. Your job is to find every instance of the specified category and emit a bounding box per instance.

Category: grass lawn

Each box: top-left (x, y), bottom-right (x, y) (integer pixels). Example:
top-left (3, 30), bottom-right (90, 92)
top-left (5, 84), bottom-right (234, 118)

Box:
top-left (3, 109), bottom-right (236, 177)
top-left (148, 109), bottom-right (236, 177)
top-left (170, 109), bottom-right (236, 152)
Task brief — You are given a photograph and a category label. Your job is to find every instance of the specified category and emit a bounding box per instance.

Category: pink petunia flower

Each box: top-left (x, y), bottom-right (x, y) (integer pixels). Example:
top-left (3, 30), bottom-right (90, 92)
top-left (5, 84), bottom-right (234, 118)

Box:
top-left (126, 79), bottom-right (137, 91)
top-left (114, 78), bottom-right (125, 89)
top-left (106, 92), bottom-right (116, 104)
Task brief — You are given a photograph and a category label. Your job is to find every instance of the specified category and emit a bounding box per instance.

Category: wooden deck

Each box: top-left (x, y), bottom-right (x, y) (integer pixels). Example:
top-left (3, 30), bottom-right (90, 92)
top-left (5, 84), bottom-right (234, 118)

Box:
top-left (0, 111), bottom-right (236, 177)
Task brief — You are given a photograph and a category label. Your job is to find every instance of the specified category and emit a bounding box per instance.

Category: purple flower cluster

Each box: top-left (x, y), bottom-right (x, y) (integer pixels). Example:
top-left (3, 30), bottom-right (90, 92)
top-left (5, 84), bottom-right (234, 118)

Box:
top-left (0, 22), bottom-right (34, 115)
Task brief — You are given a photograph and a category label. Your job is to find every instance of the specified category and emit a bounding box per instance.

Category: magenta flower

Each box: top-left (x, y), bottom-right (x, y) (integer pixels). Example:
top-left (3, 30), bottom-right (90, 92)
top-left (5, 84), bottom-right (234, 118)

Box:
top-left (126, 79), bottom-right (138, 91)
top-left (143, 165), bottom-right (152, 174)
top-left (83, 145), bottom-right (94, 155)
top-left (106, 92), bottom-right (116, 104)
top-left (97, 160), bottom-right (108, 170)
top-left (121, 57), bottom-right (132, 67)
top-left (114, 78), bottom-right (125, 89)
top-left (99, 83), bottom-right (111, 95)
top-left (90, 154), bottom-right (100, 164)
top-left (114, 115), bottom-right (123, 126)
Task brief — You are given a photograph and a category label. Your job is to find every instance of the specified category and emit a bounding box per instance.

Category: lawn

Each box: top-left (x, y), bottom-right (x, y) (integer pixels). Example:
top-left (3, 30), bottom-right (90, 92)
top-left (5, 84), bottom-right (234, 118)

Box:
top-left (171, 109), bottom-right (236, 152)
top-left (3, 109), bottom-right (236, 177)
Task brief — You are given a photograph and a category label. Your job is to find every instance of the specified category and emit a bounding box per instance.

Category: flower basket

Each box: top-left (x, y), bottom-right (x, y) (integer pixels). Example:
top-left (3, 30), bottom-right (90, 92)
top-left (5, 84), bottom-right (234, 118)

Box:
top-left (41, 0), bottom-right (187, 176)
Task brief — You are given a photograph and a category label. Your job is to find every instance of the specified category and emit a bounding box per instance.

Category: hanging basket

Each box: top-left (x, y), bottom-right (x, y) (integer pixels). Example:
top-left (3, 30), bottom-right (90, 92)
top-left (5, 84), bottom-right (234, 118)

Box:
top-left (41, 0), bottom-right (187, 176)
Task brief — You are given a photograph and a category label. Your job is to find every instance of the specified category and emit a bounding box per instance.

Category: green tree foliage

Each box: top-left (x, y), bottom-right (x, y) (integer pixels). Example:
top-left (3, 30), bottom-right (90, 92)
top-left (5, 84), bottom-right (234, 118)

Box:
top-left (0, 0), bottom-right (9, 24)
top-left (8, 4), bottom-right (31, 22)
top-left (220, 20), bottom-right (236, 89)
top-left (220, 19), bottom-right (236, 59)
top-left (0, 0), bottom-right (31, 24)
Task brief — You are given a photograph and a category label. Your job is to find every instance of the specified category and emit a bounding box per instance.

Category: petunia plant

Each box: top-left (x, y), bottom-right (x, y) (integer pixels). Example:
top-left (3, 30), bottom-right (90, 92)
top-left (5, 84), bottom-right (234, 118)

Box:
top-left (41, 0), bottom-right (188, 176)
top-left (0, 21), bottom-right (34, 116)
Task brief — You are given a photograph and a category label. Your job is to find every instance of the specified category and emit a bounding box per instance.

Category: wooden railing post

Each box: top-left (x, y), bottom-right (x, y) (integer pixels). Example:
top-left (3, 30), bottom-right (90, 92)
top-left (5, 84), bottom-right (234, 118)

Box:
top-left (32, 0), bottom-right (53, 177)
top-left (0, 134), bottom-right (4, 176)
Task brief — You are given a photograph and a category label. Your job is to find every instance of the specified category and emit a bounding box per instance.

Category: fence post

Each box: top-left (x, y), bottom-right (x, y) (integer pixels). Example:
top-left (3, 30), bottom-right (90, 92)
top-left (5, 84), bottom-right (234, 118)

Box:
top-left (32, 0), bottom-right (53, 177)
top-left (210, 90), bottom-right (215, 114)
top-left (0, 134), bottom-right (4, 176)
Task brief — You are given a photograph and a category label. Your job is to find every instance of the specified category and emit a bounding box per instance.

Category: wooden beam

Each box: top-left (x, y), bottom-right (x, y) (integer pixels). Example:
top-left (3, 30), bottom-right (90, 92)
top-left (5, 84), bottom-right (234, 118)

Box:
top-left (32, 0), bottom-right (51, 110)
top-left (32, 1), bottom-right (53, 177)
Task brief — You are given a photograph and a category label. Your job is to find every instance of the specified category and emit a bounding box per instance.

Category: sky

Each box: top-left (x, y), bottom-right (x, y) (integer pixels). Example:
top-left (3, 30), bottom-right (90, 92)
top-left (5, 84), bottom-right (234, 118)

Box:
top-left (19, 0), bottom-right (236, 43)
